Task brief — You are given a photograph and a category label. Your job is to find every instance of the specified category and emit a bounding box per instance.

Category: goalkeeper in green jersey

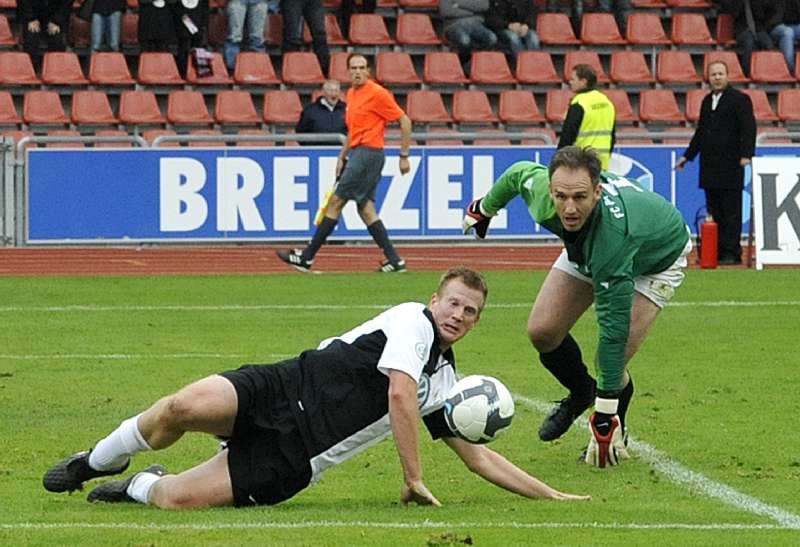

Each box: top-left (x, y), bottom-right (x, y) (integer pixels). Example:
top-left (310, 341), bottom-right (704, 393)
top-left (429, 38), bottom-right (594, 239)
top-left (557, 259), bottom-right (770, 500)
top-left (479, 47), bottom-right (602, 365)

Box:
top-left (463, 146), bottom-right (691, 468)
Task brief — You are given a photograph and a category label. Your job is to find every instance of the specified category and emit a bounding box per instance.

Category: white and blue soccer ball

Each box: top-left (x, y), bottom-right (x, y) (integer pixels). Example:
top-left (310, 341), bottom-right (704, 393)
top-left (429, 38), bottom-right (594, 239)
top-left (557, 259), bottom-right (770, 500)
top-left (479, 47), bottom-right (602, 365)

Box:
top-left (444, 375), bottom-right (515, 444)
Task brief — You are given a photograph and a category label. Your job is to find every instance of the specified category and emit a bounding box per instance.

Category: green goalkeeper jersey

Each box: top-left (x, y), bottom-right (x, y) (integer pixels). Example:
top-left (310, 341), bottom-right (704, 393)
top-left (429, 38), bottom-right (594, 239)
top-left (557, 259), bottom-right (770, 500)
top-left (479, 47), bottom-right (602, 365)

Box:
top-left (481, 161), bottom-right (689, 392)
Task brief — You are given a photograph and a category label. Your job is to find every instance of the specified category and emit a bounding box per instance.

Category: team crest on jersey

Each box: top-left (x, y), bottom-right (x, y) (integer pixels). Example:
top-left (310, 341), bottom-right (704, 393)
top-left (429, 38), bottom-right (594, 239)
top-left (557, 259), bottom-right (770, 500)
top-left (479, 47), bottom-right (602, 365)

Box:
top-left (417, 374), bottom-right (431, 406)
top-left (415, 342), bottom-right (428, 361)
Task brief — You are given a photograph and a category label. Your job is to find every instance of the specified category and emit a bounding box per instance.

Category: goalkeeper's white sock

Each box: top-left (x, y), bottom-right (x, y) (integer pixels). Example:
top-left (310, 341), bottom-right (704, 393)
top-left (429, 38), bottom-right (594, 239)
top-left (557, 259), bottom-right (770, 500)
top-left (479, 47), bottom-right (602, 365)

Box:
top-left (89, 414), bottom-right (152, 471)
top-left (126, 471), bottom-right (162, 504)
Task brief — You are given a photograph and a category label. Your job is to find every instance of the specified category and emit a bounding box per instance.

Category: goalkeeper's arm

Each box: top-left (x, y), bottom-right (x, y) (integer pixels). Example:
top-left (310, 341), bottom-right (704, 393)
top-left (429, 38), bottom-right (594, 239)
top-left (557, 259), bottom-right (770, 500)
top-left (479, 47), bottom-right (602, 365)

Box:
top-left (462, 198), bottom-right (493, 239)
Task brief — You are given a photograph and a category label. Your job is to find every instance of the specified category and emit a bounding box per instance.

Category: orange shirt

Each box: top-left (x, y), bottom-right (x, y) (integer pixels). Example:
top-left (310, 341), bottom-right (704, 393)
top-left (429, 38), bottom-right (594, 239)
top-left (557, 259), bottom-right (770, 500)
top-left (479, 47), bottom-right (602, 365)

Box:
top-left (345, 79), bottom-right (405, 149)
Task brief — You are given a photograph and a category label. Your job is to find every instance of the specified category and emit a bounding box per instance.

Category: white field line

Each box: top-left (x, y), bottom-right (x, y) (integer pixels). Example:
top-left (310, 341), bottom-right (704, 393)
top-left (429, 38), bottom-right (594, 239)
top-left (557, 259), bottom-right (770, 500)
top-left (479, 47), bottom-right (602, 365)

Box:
top-left (0, 520), bottom-right (794, 532)
top-left (514, 394), bottom-right (800, 530)
top-left (0, 300), bottom-right (799, 313)
top-left (0, 353), bottom-right (290, 361)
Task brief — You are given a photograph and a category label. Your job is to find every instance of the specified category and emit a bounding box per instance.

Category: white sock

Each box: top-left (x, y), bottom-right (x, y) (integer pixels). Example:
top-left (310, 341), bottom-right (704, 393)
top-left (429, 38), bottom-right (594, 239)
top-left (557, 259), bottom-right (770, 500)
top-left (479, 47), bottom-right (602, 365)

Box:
top-left (89, 414), bottom-right (152, 471)
top-left (126, 471), bottom-right (162, 504)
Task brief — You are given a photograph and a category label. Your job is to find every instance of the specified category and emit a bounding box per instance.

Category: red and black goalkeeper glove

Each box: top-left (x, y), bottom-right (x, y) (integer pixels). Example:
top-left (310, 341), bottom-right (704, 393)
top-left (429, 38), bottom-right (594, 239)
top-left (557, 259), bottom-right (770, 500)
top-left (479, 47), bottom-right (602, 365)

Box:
top-left (462, 199), bottom-right (492, 239)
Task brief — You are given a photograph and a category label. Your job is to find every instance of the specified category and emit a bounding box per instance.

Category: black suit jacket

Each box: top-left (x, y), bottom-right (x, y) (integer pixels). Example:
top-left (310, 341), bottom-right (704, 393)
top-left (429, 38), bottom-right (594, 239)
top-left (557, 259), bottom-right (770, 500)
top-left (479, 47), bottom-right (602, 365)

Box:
top-left (683, 86), bottom-right (756, 190)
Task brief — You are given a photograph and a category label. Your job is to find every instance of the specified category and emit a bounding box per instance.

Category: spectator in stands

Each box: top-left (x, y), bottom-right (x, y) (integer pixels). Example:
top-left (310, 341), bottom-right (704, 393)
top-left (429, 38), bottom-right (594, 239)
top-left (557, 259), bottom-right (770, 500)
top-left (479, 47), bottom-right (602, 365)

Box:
top-left (296, 80), bottom-right (347, 145)
top-left (338, 0), bottom-right (375, 38)
top-left (546, 0), bottom-right (631, 36)
top-left (223, 0), bottom-right (269, 70)
top-left (558, 64), bottom-right (616, 171)
top-left (89, 0), bottom-right (126, 52)
top-left (18, 0), bottom-right (71, 69)
top-left (675, 60), bottom-right (756, 265)
top-left (439, 0), bottom-right (498, 66)
top-left (486, 0), bottom-right (540, 61)
top-left (138, 0), bottom-right (177, 53)
top-left (769, 0), bottom-right (800, 74)
top-left (281, 0), bottom-right (330, 76)
top-left (720, 0), bottom-right (781, 76)
top-left (172, 0), bottom-right (210, 77)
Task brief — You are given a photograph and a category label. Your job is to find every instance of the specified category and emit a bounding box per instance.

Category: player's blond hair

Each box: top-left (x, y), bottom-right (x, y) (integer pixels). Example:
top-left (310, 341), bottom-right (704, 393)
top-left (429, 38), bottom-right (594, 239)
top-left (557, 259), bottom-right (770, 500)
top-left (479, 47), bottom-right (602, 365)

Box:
top-left (438, 267), bottom-right (488, 311)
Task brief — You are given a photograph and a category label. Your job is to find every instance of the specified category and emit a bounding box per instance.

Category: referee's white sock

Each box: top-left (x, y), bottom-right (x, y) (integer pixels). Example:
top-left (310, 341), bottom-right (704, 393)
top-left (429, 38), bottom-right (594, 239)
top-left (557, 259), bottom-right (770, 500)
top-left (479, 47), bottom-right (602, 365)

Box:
top-left (89, 414), bottom-right (152, 471)
top-left (126, 471), bottom-right (162, 504)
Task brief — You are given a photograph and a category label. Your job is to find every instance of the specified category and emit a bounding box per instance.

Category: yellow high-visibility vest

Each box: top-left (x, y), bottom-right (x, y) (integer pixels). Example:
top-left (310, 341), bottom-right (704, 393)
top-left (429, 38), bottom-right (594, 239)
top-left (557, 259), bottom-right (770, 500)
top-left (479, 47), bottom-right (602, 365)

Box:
top-left (569, 90), bottom-right (615, 169)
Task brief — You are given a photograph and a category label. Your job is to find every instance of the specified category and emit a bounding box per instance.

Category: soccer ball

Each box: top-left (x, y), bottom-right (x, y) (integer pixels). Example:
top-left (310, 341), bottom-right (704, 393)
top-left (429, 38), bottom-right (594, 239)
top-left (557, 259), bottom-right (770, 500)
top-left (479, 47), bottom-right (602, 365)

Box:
top-left (444, 375), bottom-right (514, 444)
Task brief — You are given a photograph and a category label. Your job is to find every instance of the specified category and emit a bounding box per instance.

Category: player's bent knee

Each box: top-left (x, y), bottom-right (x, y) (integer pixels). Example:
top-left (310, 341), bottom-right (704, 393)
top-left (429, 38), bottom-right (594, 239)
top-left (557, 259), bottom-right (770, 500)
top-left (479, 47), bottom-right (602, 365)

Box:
top-left (527, 323), bottom-right (561, 353)
top-left (148, 477), bottom-right (203, 510)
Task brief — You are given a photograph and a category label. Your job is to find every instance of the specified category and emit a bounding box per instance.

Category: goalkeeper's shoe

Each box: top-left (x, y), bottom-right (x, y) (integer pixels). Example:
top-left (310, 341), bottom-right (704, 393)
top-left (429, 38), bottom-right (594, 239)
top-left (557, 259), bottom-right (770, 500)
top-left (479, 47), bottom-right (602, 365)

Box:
top-left (277, 249), bottom-right (313, 273)
top-left (43, 450), bottom-right (130, 493)
top-left (538, 392), bottom-right (594, 441)
top-left (87, 464), bottom-right (167, 503)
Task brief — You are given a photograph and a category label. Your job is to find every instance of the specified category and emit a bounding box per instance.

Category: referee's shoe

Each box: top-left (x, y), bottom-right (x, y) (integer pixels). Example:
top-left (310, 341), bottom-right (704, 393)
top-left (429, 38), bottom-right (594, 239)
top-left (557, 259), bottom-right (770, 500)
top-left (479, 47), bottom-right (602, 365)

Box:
top-left (277, 249), bottom-right (313, 273)
top-left (43, 450), bottom-right (130, 493)
top-left (378, 259), bottom-right (407, 273)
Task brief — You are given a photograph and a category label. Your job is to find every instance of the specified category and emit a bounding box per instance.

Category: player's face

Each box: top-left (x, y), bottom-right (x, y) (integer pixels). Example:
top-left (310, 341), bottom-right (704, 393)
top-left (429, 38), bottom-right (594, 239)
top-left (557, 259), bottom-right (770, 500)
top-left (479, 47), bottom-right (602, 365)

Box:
top-left (429, 279), bottom-right (484, 348)
top-left (708, 62), bottom-right (729, 92)
top-left (549, 166), bottom-right (601, 232)
top-left (348, 56), bottom-right (370, 87)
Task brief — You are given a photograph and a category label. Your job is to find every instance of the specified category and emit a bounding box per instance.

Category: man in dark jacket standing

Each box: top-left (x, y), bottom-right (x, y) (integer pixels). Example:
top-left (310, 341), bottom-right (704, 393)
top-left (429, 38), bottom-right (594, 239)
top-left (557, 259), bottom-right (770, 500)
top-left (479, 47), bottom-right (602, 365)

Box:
top-left (676, 60), bottom-right (756, 265)
top-left (296, 80), bottom-right (347, 145)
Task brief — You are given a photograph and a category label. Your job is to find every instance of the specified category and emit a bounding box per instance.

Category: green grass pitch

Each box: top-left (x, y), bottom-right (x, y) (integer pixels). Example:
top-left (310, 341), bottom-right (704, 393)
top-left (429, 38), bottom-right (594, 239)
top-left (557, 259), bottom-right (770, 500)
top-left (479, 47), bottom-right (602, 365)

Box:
top-left (1, 269), bottom-right (799, 545)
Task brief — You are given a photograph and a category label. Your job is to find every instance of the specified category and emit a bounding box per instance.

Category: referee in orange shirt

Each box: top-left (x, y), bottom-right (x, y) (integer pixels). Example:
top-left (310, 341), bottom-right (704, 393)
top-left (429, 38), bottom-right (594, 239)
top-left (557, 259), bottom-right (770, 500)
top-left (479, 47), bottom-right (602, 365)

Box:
top-left (278, 53), bottom-right (412, 273)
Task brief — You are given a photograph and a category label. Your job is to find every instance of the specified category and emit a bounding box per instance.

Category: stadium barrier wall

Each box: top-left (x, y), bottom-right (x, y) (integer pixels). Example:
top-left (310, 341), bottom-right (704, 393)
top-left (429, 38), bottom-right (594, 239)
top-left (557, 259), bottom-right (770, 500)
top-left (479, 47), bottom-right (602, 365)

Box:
top-left (752, 156), bottom-right (800, 269)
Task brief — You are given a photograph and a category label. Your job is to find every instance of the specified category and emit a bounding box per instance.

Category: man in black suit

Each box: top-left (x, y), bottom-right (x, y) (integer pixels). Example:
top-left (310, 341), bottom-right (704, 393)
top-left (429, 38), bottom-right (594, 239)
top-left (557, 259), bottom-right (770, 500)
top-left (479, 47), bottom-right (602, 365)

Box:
top-left (676, 60), bottom-right (756, 265)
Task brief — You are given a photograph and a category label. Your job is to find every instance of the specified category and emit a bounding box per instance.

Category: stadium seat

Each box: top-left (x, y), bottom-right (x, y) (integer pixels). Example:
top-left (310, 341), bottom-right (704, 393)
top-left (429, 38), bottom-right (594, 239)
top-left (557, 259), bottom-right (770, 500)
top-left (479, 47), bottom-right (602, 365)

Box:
top-left (143, 128), bottom-right (179, 147)
top-left (188, 129), bottom-right (227, 147)
top-left (328, 51), bottom-right (350, 82)
top-left (398, 0), bottom-right (438, 8)
top-left (41, 52), bottom-right (89, 85)
top-left (215, 90), bottom-right (261, 126)
top-left (537, 13), bottom-right (580, 45)
top-left (406, 90), bottom-right (453, 123)
top-left (0, 91), bottom-right (20, 125)
top-left (23, 91), bottom-right (69, 126)
top-left (324, 13), bottom-right (347, 46)
top-left (666, 0), bottom-right (711, 6)
top-left (616, 126), bottom-right (654, 145)
top-left (656, 50), bottom-right (701, 83)
top-left (473, 128), bottom-right (511, 146)
top-left (348, 14), bottom-right (394, 45)
top-left (469, 51), bottom-right (516, 85)
top-left (626, 12), bottom-right (671, 45)
top-left (137, 52), bottom-right (185, 86)
top-left (580, 13), bottom-right (626, 45)
top-left (396, 13), bottom-right (441, 46)
top-left (632, 0), bottom-right (666, 6)
top-left (605, 88), bottom-right (639, 123)
top-left (166, 90), bottom-right (214, 125)
top-left (264, 14), bottom-right (284, 47)
top-left (207, 12), bottom-right (228, 48)
top-left (118, 90), bottom-right (166, 125)
top-left (545, 89), bottom-right (573, 123)
top-left (0, 52), bottom-right (40, 85)
top-left (71, 90), bottom-right (119, 126)
top-left (121, 12), bottom-right (138, 49)
top-left (68, 14), bottom-right (89, 50)
top-left (757, 125), bottom-right (792, 144)
top-left (671, 13), bottom-right (715, 45)
top-left (741, 89), bottom-right (779, 122)
top-left (498, 90), bottom-right (545, 124)
top-left (515, 51), bottom-right (560, 85)
top-left (424, 126), bottom-right (462, 145)
top-left (234, 52), bottom-right (280, 85)
top-left (749, 51), bottom-right (795, 83)
top-left (46, 129), bottom-right (84, 148)
top-left (89, 52), bottom-right (135, 86)
top-left (684, 88), bottom-right (707, 122)
top-left (237, 128), bottom-right (274, 147)
top-left (610, 51), bottom-right (653, 84)
top-left (796, 53), bottom-right (800, 80)
top-left (703, 51), bottom-right (749, 83)
top-left (0, 14), bottom-right (17, 46)
top-left (423, 51), bottom-right (469, 85)
top-left (639, 89), bottom-right (685, 123)
top-left (94, 129), bottom-right (132, 148)
top-left (778, 89), bottom-right (800, 122)
top-left (376, 51), bottom-right (421, 85)
top-left (282, 51), bottom-right (325, 85)
top-left (563, 50), bottom-right (609, 83)
top-left (186, 52), bottom-right (233, 85)
top-left (452, 90), bottom-right (498, 125)
top-left (263, 90), bottom-right (303, 124)
top-left (658, 126), bottom-right (693, 145)
top-left (715, 13), bottom-right (735, 46)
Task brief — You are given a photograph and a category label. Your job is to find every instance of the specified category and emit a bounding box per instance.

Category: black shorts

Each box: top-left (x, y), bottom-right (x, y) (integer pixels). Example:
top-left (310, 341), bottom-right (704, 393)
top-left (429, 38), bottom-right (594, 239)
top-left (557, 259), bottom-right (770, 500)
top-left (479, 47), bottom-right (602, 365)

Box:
top-left (335, 146), bottom-right (386, 205)
top-left (220, 363), bottom-right (312, 507)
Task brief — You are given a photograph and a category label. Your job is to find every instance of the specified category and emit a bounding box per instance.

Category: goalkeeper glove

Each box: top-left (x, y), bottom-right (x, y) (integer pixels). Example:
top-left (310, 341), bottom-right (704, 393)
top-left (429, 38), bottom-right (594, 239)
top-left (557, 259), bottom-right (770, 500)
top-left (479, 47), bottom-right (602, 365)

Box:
top-left (584, 409), bottom-right (630, 468)
top-left (462, 199), bottom-right (492, 239)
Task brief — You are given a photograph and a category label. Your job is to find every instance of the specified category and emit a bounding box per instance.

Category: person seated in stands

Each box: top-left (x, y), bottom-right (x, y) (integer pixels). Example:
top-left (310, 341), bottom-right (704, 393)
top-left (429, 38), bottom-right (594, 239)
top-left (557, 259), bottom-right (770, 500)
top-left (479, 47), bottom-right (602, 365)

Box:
top-left (296, 80), bottom-right (347, 146)
top-left (486, 0), bottom-right (540, 61)
top-left (439, 0), bottom-right (498, 67)
top-left (18, 0), bottom-right (71, 70)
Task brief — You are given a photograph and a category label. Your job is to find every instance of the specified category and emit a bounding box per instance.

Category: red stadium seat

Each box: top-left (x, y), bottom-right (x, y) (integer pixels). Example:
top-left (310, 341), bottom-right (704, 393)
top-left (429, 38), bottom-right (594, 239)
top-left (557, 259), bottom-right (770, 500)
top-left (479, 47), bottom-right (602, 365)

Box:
top-left (545, 89), bottom-right (573, 123)
top-left (0, 14), bottom-right (17, 46)
top-left (166, 90), bottom-right (214, 125)
top-left (137, 52), bottom-right (185, 86)
top-left (423, 51), bottom-right (469, 85)
top-left (616, 126), bottom-right (654, 145)
top-left (0, 52), bottom-right (40, 85)
top-left (68, 14), bottom-right (89, 49)
top-left (424, 126), bottom-right (462, 145)
top-left (537, 13), bottom-right (580, 45)
top-left (23, 91), bottom-right (69, 125)
top-left (282, 51), bottom-right (325, 85)
top-left (234, 52), bottom-right (280, 85)
top-left (349, 14), bottom-right (394, 45)
top-left (715, 13), bottom-right (735, 46)
top-left (237, 128), bottom-right (274, 147)
top-left (94, 129), bottom-right (133, 148)
top-left (406, 90), bottom-right (452, 123)
top-left (324, 13), bottom-right (347, 46)
top-left (188, 129), bottom-right (227, 147)
top-left (610, 51), bottom-right (653, 84)
top-left (469, 51), bottom-right (516, 85)
top-left (741, 89), bottom-right (779, 122)
top-left (89, 52), bottom-right (135, 86)
top-left (452, 90), bottom-right (498, 124)
top-left (498, 90), bottom-right (545, 124)
top-left (46, 129), bottom-right (84, 148)
top-left (563, 50), bottom-right (609, 83)
top-left (398, 0), bottom-right (438, 8)
top-left (71, 90), bottom-right (119, 125)
top-left (473, 128), bottom-right (511, 146)
top-left (671, 13), bottom-right (714, 45)
top-left (605, 88), bottom-right (638, 123)
top-left (263, 90), bottom-right (303, 124)
top-left (580, 13), bottom-right (626, 45)
top-left (778, 89), bottom-right (800, 122)
top-left (685, 88), bottom-right (707, 122)
top-left (703, 51), bottom-right (749, 83)
top-left (264, 13), bottom-right (283, 46)
top-left (396, 13), bottom-right (441, 46)
top-left (121, 12), bottom-right (138, 48)
top-left (143, 129), bottom-right (179, 147)
top-left (376, 51), bottom-right (421, 85)
top-left (215, 90), bottom-right (261, 126)
top-left (186, 52), bottom-right (233, 85)
top-left (41, 52), bottom-right (88, 85)
top-left (632, 0), bottom-right (667, 6)
top-left (749, 51), bottom-right (795, 83)
top-left (666, 0), bottom-right (711, 6)
top-left (0, 91), bottom-right (20, 125)
top-left (207, 12), bottom-right (228, 48)
top-left (118, 90), bottom-right (165, 125)
top-left (515, 51), bottom-right (560, 85)
top-left (757, 126), bottom-right (792, 144)
top-left (639, 89), bottom-right (685, 123)
top-left (656, 50), bottom-right (701, 84)
top-left (626, 12), bottom-right (671, 45)
top-left (328, 51), bottom-right (350, 82)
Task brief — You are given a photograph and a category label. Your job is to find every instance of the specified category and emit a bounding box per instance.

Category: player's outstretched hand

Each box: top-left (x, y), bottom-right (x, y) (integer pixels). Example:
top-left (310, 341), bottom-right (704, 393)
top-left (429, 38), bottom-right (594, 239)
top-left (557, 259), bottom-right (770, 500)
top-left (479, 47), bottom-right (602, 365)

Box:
top-left (401, 480), bottom-right (442, 507)
top-left (462, 198), bottom-right (492, 239)
top-left (584, 412), bottom-right (630, 468)
top-left (550, 491), bottom-right (592, 501)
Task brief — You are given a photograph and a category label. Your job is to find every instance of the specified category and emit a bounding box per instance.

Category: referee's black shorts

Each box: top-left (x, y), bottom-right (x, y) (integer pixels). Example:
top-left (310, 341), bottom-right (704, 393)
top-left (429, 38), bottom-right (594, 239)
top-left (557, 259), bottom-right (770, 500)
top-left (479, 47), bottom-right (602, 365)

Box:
top-left (220, 362), bottom-right (312, 507)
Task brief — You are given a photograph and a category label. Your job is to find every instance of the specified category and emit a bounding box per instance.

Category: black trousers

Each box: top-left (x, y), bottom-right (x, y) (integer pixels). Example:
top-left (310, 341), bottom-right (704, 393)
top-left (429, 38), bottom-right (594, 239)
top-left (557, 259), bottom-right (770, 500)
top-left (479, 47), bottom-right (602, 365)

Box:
top-left (281, 0), bottom-right (330, 76)
top-left (705, 188), bottom-right (743, 261)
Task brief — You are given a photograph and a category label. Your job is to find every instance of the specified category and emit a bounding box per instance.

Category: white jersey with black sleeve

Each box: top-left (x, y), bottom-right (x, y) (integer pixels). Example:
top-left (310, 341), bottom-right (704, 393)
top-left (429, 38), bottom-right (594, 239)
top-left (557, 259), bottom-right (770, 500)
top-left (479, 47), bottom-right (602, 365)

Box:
top-left (277, 302), bottom-right (457, 482)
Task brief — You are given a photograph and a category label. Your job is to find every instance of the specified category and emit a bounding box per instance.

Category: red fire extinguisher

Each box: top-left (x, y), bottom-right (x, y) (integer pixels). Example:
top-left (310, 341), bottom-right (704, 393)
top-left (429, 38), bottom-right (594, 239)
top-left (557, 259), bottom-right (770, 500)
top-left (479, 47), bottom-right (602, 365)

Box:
top-left (700, 215), bottom-right (718, 269)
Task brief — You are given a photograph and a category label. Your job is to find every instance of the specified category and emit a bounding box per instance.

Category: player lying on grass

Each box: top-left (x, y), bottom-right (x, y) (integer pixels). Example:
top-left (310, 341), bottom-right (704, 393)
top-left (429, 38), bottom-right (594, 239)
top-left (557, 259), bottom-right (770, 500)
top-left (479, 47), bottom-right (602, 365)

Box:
top-left (43, 267), bottom-right (589, 508)
top-left (463, 146), bottom-right (691, 468)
